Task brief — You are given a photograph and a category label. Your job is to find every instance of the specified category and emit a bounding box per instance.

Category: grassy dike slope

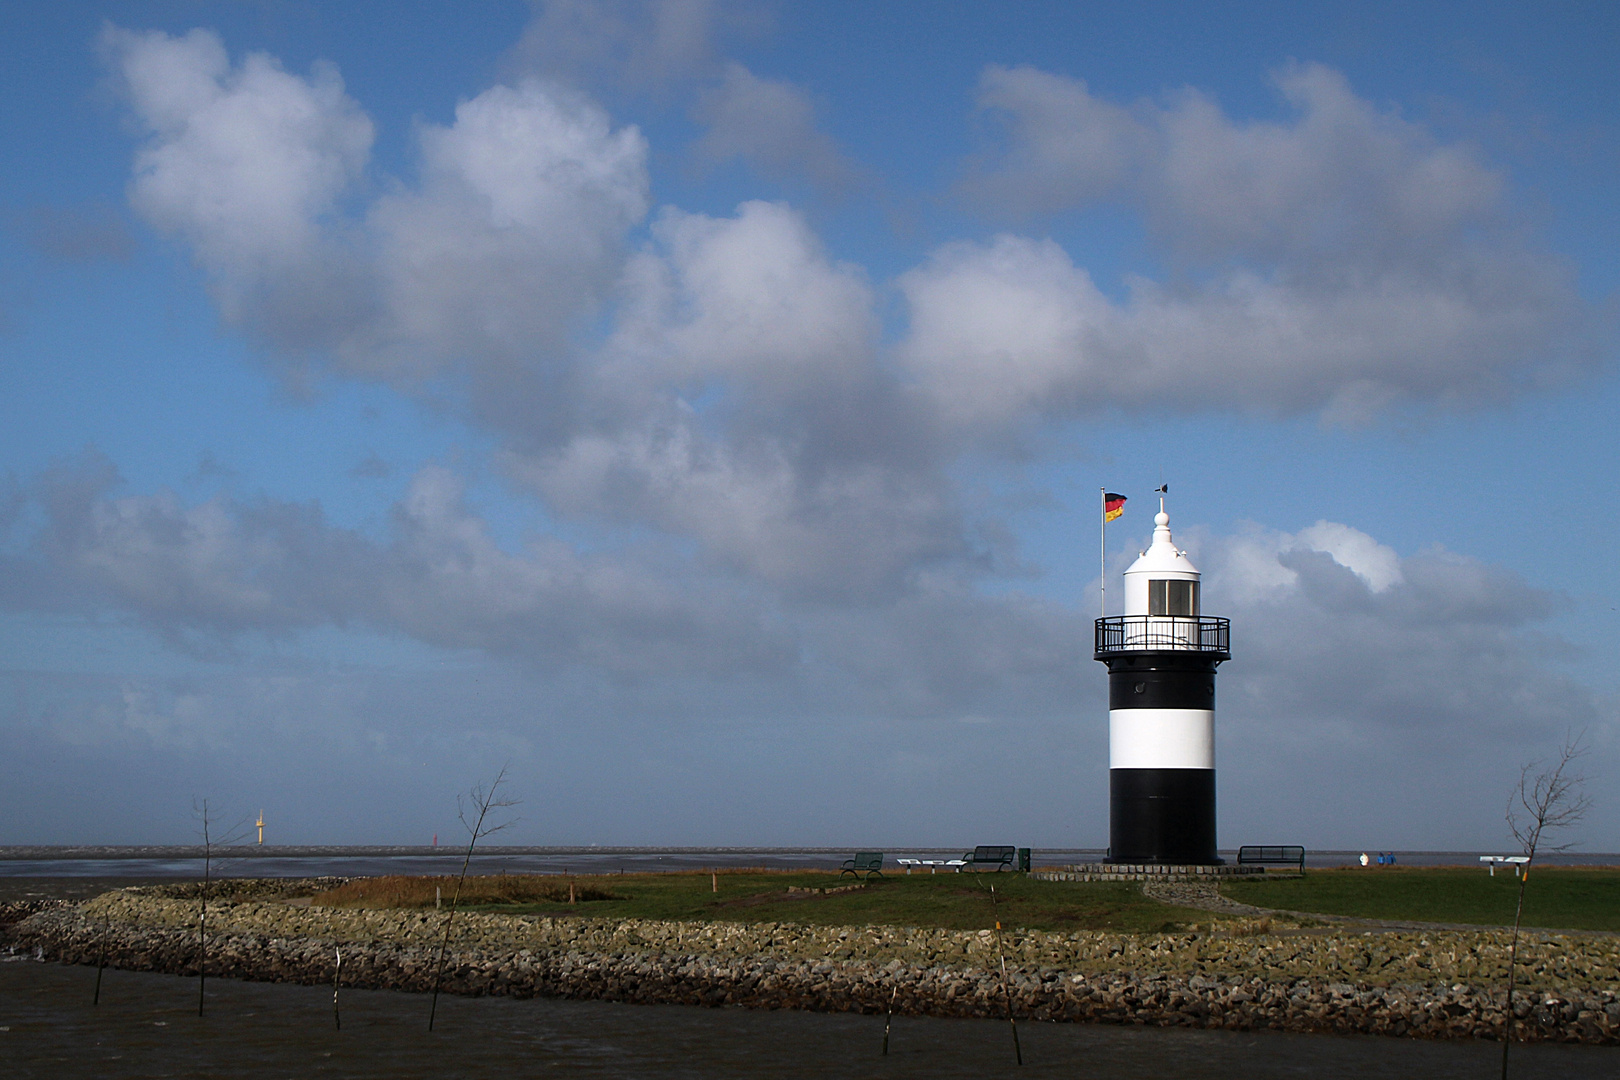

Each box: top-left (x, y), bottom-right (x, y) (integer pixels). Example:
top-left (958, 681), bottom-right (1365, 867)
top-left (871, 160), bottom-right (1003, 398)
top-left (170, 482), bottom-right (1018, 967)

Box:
top-left (41, 878), bottom-right (1620, 993)
top-left (316, 870), bottom-right (1210, 933)
top-left (1224, 867), bottom-right (1620, 931)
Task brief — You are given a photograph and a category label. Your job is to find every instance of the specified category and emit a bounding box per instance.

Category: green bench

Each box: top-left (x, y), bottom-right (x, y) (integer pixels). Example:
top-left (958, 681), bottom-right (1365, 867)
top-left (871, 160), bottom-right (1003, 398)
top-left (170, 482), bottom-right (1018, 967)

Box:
top-left (841, 852), bottom-right (884, 879)
top-left (962, 845), bottom-right (1017, 871)
top-left (1237, 845), bottom-right (1306, 873)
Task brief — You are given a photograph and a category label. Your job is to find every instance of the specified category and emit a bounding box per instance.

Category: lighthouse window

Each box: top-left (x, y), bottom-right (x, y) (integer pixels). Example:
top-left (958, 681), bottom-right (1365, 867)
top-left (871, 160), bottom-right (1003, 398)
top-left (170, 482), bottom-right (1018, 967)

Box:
top-left (1149, 579), bottom-right (1198, 616)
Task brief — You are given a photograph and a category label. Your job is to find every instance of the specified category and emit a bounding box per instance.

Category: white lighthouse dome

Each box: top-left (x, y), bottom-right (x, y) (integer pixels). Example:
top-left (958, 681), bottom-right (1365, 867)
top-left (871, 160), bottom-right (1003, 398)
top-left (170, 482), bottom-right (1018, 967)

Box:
top-left (1122, 508), bottom-right (1200, 616)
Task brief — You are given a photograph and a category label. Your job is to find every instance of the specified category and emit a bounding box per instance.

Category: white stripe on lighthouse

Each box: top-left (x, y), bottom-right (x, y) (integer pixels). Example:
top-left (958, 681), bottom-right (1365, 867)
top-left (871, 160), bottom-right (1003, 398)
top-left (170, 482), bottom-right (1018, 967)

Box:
top-left (1108, 709), bottom-right (1214, 770)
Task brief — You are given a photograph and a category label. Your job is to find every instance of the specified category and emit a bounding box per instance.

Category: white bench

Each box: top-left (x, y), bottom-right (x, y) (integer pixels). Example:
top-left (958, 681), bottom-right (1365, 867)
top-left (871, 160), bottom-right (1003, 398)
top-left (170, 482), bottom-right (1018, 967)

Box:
top-left (1480, 855), bottom-right (1530, 877)
top-left (894, 858), bottom-right (968, 874)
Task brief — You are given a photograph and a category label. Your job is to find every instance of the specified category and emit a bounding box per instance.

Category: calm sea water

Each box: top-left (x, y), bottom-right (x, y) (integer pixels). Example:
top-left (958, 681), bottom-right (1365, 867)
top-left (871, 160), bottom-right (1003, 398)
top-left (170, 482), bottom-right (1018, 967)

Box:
top-left (2, 960), bottom-right (1614, 1080)
top-left (3, 848), bottom-right (1616, 885)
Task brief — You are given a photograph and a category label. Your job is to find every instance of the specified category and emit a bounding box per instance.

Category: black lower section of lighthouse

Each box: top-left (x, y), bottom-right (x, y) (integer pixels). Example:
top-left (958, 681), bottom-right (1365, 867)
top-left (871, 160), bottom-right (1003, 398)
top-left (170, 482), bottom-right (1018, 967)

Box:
top-left (1108, 768), bottom-right (1217, 865)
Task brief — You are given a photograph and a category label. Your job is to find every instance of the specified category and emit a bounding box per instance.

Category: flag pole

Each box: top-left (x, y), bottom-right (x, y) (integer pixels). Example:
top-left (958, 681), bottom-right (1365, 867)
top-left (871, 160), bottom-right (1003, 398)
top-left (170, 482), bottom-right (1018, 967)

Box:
top-left (1099, 487), bottom-right (1106, 620)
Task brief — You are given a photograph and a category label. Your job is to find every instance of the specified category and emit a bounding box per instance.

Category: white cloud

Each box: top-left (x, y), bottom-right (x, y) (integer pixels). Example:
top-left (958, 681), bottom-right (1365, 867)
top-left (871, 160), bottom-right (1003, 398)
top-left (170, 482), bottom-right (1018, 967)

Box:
top-left (103, 27), bottom-right (650, 389)
top-left (100, 27), bottom-right (371, 281)
top-left (4, 451), bottom-right (789, 677)
top-left (362, 80), bottom-right (649, 377)
top-left (102, 31), bottom-right (1606, 608)
top-left (693, 63), bottom-right (853, 189)
top-left (617, 200), bottom-right (875, 382)
top-left (934, 62), bottom-right (1596, 426)
top-left (1203, 526), bottom-right (1570, 746)
top-left (969, 61), bottom-right (1507, 260)
top-left (515, 423), bottom-right (960, 599)
top-left (1296, 521), bottom-right (1403, 592)
top-left (967, 65), bottom-right (1149, 212)
top-left (508, 0), bottom-right (740, 92)
top-left (506, 200), bottom-right (961, 599)
top-left (4, 450), bottom-right (1612, 845)
top-left (9, 454), bottom-right (1592, 759)
top-left (897, 234), bottom-right (1113, 430)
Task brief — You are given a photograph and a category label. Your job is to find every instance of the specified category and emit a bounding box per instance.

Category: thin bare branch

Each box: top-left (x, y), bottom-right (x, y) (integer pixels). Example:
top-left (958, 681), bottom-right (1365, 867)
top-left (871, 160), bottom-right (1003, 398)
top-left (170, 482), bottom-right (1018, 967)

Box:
top-left (1501, 730), bottom-right (1591, 1079)
top-left (191, 798), bottom-right (255, 1018)
top-left (429, 765), bottom-right (520, 1030)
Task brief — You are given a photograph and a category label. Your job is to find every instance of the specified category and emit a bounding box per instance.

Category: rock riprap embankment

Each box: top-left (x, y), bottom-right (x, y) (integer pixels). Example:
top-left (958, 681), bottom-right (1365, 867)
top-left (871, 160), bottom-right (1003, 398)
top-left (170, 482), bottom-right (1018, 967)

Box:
top-left (5, 882), bottom-right (1617, 1044)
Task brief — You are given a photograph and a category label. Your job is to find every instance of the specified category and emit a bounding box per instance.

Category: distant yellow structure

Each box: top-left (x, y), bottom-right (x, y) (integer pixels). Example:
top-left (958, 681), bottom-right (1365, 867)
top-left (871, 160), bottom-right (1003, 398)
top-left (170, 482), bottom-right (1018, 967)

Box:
top-left (256, 810), bottom-right (265, 845)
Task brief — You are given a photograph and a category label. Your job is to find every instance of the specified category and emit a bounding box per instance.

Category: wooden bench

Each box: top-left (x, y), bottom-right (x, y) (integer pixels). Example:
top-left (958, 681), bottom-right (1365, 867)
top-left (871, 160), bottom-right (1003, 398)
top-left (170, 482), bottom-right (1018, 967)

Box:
top-left (960, 845), bottom-right (1017, 871)
top-left (841, 852), bottom-right (884, 879)
top-left (1236, 845), bottom-right (1305, 873)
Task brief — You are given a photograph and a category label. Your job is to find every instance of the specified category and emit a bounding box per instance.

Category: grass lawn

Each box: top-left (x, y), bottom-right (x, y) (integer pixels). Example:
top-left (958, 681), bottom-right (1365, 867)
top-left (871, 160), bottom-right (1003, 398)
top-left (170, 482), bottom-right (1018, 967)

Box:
top-left (312, 869), bottom-right (1209, 934)
top-left (1223, 866), bottom-right (1620, 931)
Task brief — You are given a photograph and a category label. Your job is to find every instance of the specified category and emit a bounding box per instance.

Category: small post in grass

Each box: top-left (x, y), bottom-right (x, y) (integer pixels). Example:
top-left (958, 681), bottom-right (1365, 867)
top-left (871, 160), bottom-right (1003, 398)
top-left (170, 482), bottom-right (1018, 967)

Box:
top-left (711, 870), bottom-right (718, 894)
top-left (93, 914), bottom-right (110, 1005)
top-left (197, 799), bottom-right (212, 1017)
top-left (882, 983), bottom-right (898, 1055)
top-left (989, 884), bottom-right (1023, 1066)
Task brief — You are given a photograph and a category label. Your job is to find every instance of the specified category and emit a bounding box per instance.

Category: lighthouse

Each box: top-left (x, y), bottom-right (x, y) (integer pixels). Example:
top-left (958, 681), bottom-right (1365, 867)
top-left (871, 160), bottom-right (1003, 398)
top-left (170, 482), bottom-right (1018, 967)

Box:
top-left (1094, 500), bottom-right (1229, 864)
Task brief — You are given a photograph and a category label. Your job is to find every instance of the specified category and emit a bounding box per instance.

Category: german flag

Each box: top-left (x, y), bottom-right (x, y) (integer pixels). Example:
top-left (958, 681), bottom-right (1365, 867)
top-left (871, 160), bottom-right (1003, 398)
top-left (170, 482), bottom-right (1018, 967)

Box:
top-left (1104, 493), bottom-right (1127, 522)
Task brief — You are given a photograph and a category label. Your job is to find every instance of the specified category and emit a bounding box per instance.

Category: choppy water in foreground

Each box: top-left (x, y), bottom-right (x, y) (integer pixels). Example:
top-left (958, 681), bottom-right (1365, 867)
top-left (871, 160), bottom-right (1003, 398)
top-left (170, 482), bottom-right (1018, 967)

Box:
top-left (2, 961), bottom-right (1613, 1080)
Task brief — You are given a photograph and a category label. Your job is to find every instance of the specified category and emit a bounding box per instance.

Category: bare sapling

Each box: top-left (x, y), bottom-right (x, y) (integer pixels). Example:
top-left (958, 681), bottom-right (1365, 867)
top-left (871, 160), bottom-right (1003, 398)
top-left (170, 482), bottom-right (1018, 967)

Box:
top-left (428, 766), bottom-right (519, 1031)
top-left (192, 798), bottom-right (249, 1018)
top-left (1500, 732), bottom-right (1591, 1079)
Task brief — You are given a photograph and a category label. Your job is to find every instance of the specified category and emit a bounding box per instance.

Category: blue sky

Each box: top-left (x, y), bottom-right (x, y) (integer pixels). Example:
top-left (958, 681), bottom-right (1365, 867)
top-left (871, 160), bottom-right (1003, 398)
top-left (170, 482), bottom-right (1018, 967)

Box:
top-left (1, 1), bottom-right (1615, 850)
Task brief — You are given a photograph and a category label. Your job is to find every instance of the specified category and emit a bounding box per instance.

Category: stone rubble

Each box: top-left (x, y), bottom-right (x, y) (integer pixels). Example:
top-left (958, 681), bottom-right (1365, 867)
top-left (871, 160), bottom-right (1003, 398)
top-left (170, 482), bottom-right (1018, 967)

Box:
top-left (3, 882), bottom-right (1616, 1045)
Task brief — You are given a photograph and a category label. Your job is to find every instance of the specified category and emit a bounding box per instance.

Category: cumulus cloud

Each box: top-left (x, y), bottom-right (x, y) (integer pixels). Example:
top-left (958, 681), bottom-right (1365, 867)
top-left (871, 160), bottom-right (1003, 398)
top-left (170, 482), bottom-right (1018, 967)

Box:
top-left (100, 25), bottom-right (373, 333)
top-left (897, 235), bottom-right (1113, 430)
top-left (927, 62), bottom-right (1597, 426)
top-left (968, 66), bottom-right (1150, 211)
top-left (360, 80), bottom-right (649, 383)
top-left (102, 26), bottom-right (648, 390)
top-left (905, 229), bottom-right (1585, 426)
top-left (4, 452), bottom-right (1593, 755)
top-left (0, 450), bottom-right (789, 676)
top-left (693, 63), bottom-right (854, 190)
top-left (5, 455), bottom-right (1609, 845)
top-left (102, 31), bottom-right (1607, 604)
top-left (508, 0), bottom-right (744, 93)
top-left (507, 200), bottom-right (959, 598)
top-left (608, 200), bottom-right (876, 388)
top-left (969, 63), bottom-right (1506, 254)
top-left (99, 28), bottom-right (949, 599)
top-left (1206, 522), bottom-right (1575, 753)
top-left (3, 437), bottom-right (1607, 841)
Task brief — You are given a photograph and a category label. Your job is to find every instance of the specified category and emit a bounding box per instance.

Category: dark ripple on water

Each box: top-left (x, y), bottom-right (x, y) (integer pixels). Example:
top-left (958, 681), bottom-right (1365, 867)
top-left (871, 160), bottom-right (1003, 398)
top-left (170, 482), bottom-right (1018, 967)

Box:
top-left (2, 961), bottom-right (1614, 1079)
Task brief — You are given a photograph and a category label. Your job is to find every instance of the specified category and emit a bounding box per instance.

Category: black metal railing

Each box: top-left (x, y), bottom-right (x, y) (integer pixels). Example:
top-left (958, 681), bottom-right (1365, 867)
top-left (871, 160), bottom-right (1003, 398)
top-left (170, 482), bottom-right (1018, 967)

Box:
top-left (1095, 615), bottom-right (1229, 658)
